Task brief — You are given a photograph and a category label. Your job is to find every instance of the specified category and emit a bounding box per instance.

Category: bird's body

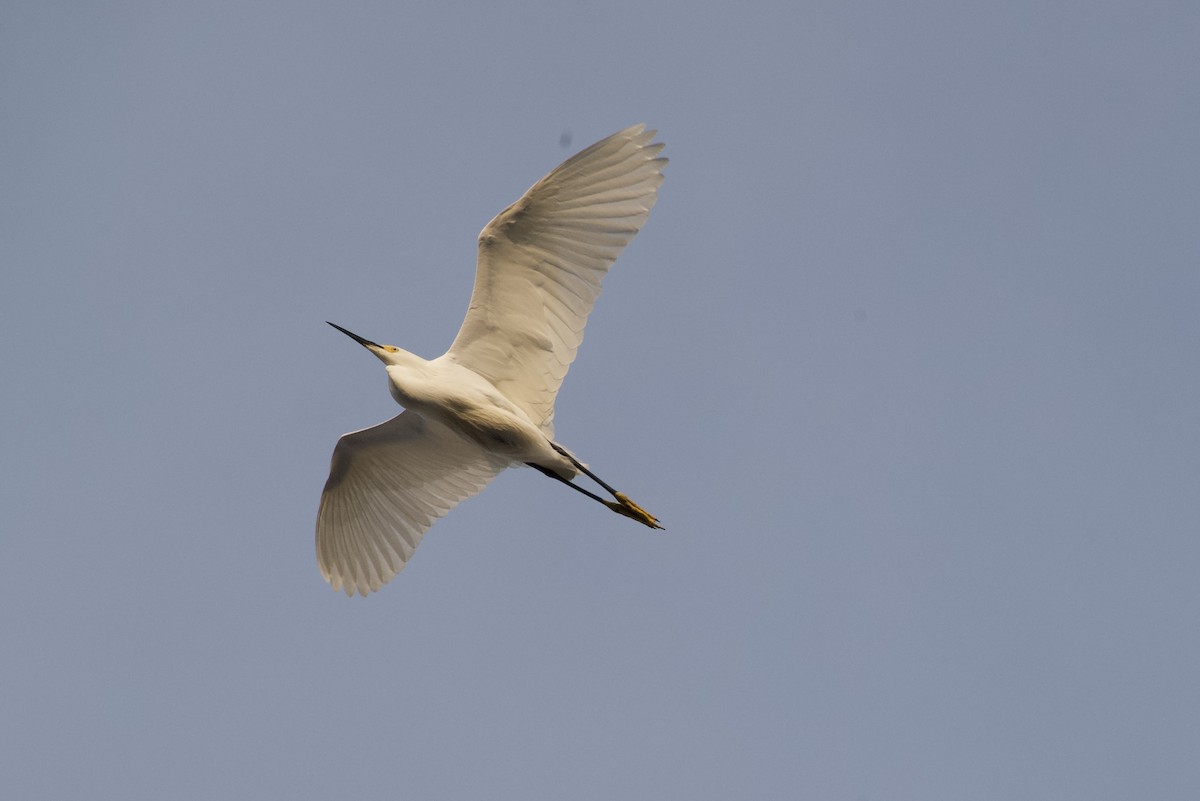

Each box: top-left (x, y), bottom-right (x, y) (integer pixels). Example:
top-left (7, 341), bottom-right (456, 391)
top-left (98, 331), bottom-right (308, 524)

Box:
top-left (318, 124), bottom-right (666, 596)
top-left (385, 351), bottom-right (577, 479)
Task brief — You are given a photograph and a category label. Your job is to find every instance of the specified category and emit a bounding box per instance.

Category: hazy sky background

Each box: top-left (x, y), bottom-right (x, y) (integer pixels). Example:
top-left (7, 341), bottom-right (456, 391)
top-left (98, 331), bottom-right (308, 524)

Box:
top-left (3, 2), bottom-right (1198, 798)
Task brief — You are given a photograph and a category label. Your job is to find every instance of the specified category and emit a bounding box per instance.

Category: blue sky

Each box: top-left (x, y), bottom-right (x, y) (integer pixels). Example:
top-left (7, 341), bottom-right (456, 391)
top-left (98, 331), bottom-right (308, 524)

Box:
top-left (3, 1), bottom-right (1198, 798)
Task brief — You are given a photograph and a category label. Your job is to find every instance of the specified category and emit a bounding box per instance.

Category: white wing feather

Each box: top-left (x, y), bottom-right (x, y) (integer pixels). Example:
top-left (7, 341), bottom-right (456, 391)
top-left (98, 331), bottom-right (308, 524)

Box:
top-left (446, 124), bottom-right (666, 436)
top-left (316, 411), bottom-right (506, 596)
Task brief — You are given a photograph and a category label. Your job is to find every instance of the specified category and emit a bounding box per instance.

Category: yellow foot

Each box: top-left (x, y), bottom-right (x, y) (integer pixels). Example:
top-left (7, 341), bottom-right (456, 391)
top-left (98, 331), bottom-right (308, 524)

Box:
top-left (607, 492), bottom-right (665, 530)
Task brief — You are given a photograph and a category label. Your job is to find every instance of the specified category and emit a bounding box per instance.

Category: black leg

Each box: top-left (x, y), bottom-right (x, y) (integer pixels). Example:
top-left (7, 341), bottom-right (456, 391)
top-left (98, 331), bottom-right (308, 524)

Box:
top-left (531, 449), bottom-right (665, 530)
top-left (549, 443), bottom-right (620, 496)
top-left (526, 462), bottom-right (611, 506)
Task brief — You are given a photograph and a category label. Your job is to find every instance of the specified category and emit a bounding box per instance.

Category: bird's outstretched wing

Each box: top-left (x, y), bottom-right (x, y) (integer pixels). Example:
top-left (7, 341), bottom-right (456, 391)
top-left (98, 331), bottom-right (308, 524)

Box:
top-left (316, 411), bottom-right (507, 596)
top-left (446, 124), bottom-right (666, 436)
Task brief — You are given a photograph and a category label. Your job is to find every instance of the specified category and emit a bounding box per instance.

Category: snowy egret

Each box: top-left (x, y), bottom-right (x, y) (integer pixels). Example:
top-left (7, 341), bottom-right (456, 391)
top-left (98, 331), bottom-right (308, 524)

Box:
top-left (317, 124), bottom-right (666, 596)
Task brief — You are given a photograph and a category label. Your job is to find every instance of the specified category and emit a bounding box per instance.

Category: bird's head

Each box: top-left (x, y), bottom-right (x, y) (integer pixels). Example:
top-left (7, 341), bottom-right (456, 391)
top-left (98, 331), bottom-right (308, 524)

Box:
top-left (327, 322), bottom-right (407, 366)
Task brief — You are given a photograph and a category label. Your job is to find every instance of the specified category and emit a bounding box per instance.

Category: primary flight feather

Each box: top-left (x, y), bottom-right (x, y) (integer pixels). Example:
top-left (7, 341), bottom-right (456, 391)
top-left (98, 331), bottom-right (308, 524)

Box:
top-left (317, 124), bottom-right (666, 596)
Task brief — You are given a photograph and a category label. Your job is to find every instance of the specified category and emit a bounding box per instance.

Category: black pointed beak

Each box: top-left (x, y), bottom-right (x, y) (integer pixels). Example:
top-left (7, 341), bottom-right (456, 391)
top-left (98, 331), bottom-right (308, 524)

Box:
top-left (326, 321), bottom-right (380, 349)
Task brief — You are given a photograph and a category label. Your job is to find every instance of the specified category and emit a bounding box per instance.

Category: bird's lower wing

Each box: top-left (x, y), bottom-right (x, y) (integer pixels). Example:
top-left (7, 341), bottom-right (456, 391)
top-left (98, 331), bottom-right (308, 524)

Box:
top-left (316, 411), bottom-right (507, 596)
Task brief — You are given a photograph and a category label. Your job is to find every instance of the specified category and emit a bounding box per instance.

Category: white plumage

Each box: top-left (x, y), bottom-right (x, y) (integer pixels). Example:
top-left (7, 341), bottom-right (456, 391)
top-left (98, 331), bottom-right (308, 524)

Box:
top-left (318, 125), bottom-right (666, 596)
top-left (450, 125), bottom-right (666, 436)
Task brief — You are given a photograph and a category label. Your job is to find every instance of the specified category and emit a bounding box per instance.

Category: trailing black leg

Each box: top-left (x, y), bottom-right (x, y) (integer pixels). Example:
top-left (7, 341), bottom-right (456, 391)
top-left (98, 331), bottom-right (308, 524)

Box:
top-left (526, 462), bottom-right (609, 506)
top-left (536, 446), bottom-right (665, 530)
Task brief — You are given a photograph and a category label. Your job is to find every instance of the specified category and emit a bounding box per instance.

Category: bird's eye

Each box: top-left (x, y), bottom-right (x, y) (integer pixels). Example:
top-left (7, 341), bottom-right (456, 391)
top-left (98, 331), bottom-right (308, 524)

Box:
top-left (385, 346), bottom-right (399, 353)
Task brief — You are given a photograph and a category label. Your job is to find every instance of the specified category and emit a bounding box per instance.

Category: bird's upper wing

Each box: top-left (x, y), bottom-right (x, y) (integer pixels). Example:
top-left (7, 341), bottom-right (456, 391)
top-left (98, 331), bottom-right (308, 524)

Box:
top-left (445, 124), bottom-right (666, 437)
top-left (316, 411), bottom-right (507, 596)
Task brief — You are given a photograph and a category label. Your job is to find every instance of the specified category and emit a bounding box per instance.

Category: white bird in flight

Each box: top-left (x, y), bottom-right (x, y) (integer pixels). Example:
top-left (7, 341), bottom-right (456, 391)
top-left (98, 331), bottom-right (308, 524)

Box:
top-left (317, 124), bottom-right (667, 596)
